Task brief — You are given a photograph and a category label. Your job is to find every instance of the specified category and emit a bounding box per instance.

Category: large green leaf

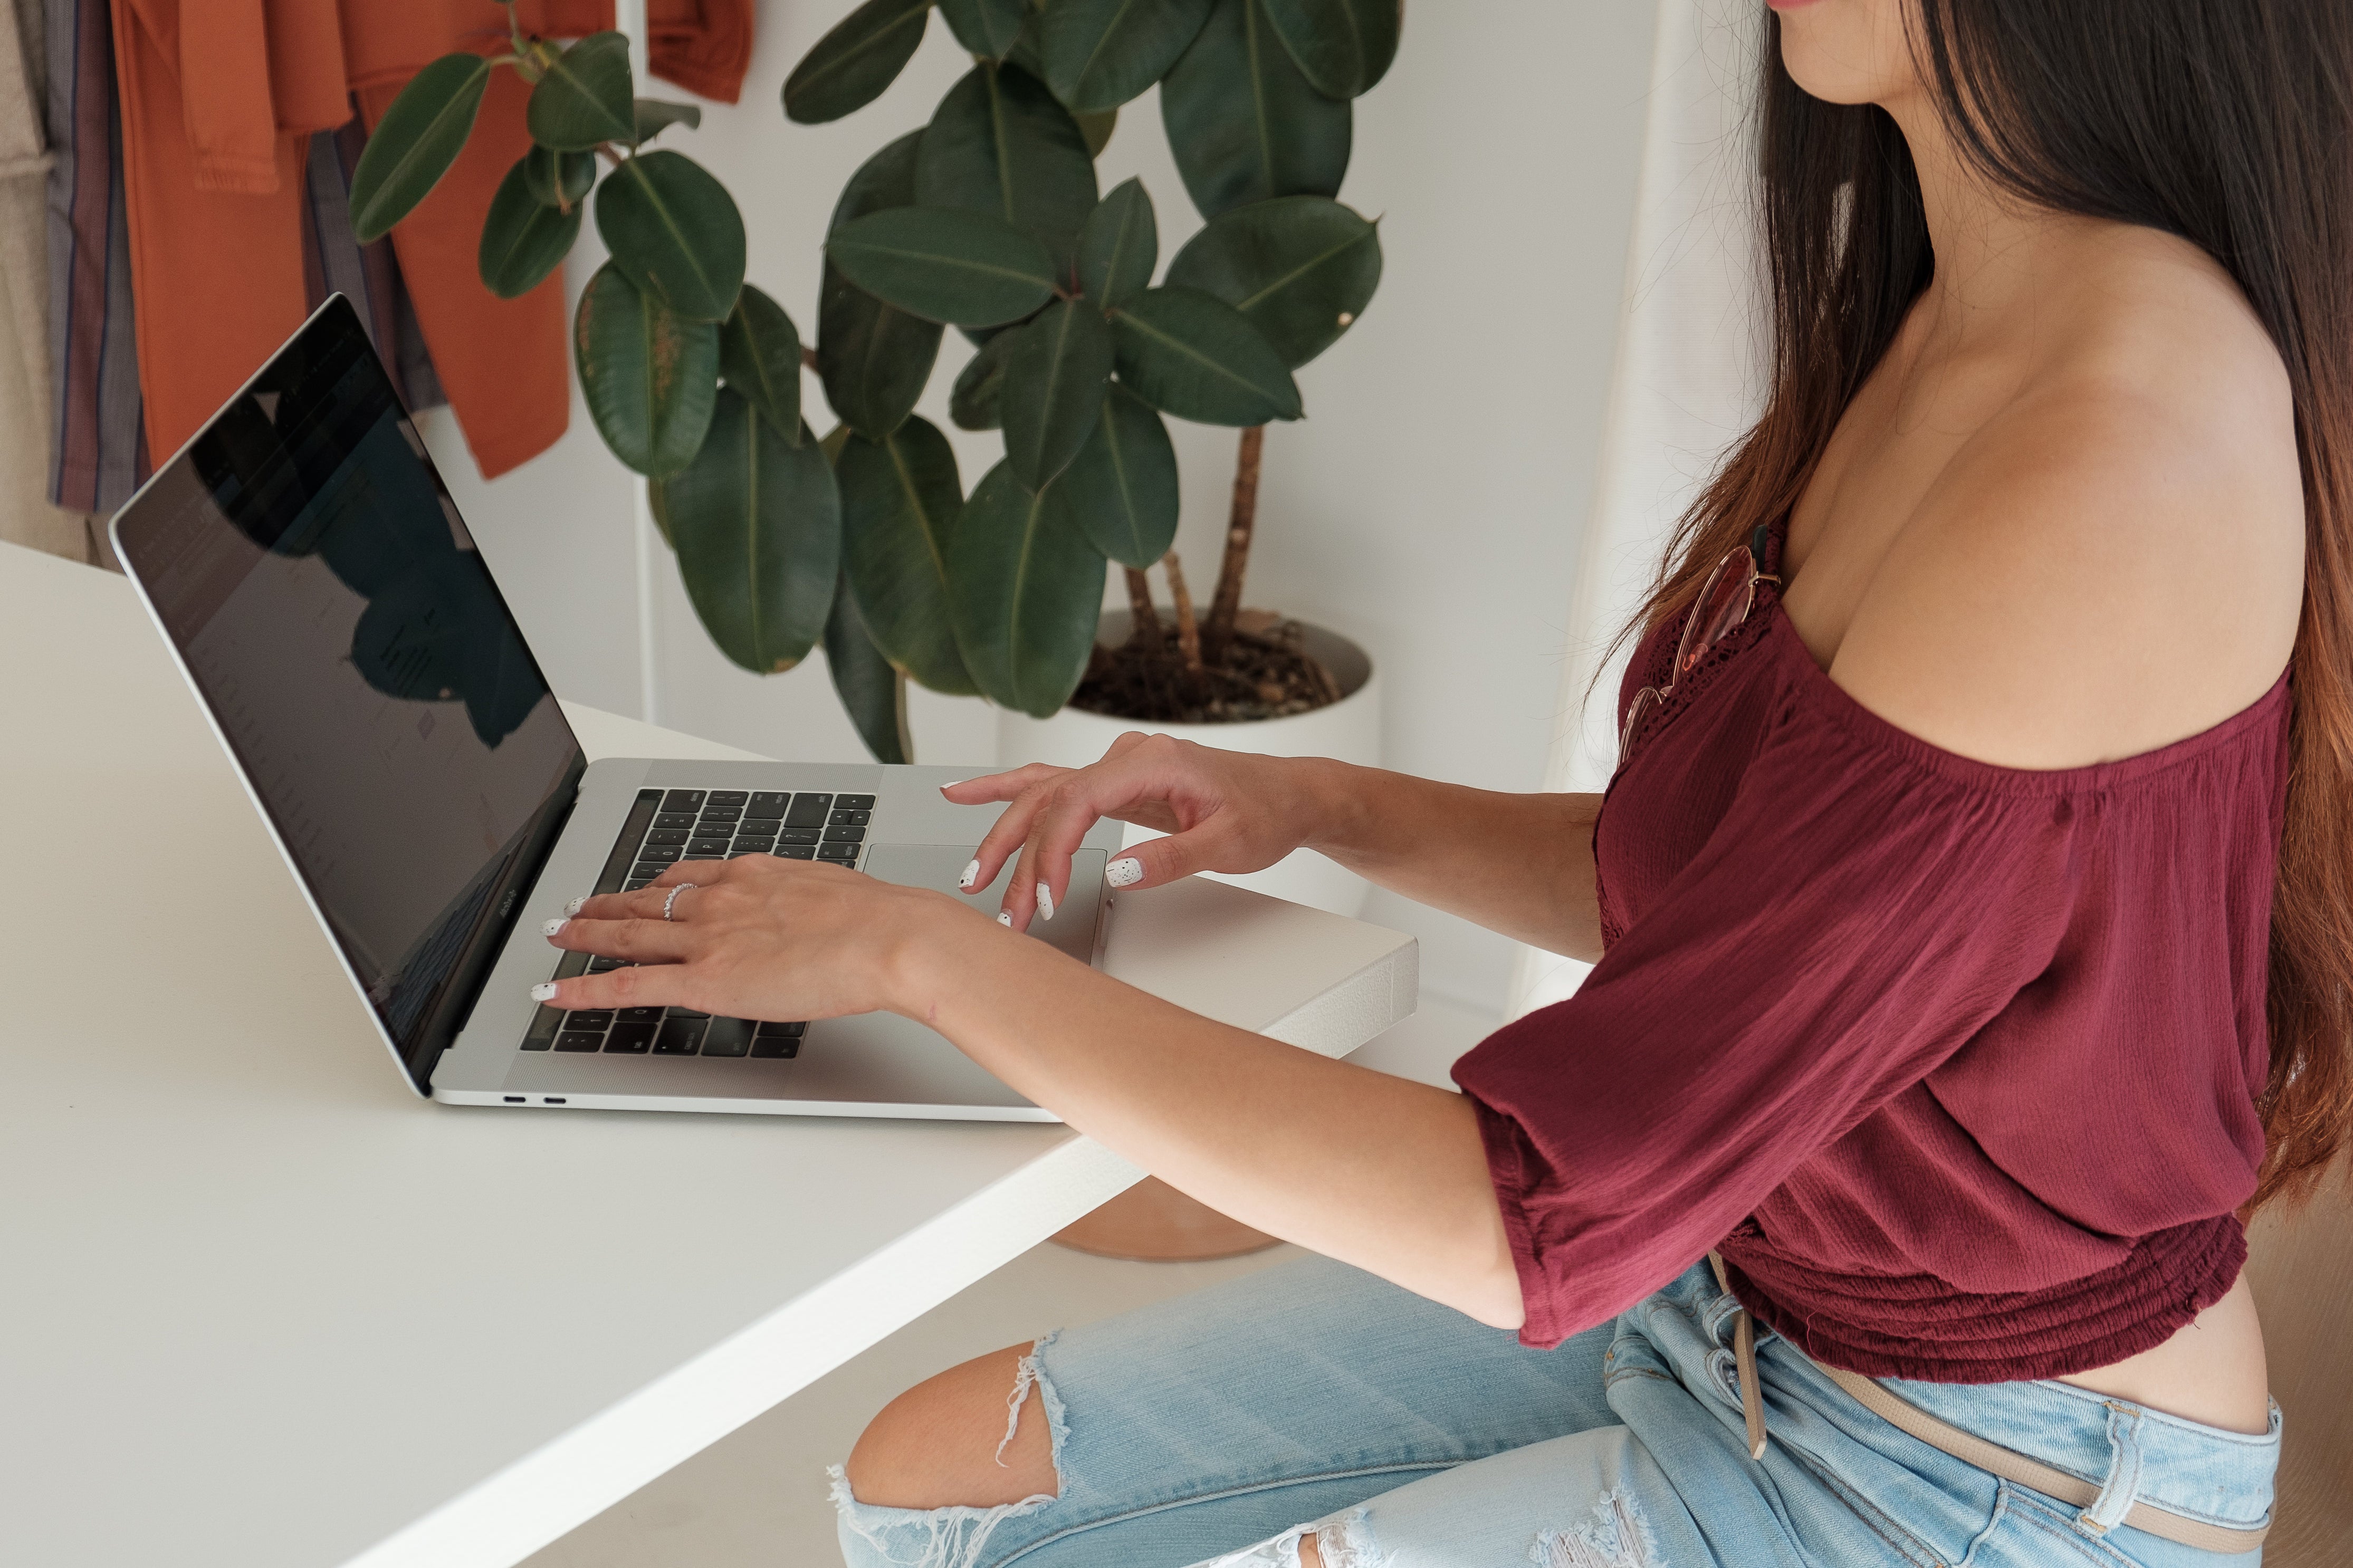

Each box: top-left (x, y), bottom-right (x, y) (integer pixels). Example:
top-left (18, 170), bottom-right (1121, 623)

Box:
top-left (1006, 12), bottom-right (1048, 79)
top-left (1260, 0), bottom-right (1400, 99)
top-left (998, 13), bottom-right (1115, 151)
top-left (818, 133), bottom-right (944, 440)
top-left (819, 264), bottom-right (939, 439)
top-left (648, 472), bottom-right (674, 547)
top-left (574, 262), bottom-right (721, 477)
top-left (948, 461), bottom-right (1106, 716)
top-left (1077, 108), bottom-right (1118, 157)
top-left (350, 53), bottom-right (495, 243)
top-left (916, 63), bottom-right (1098, 277)
top-left (1002, 299), bottom-right (1111, 489)
top-left (784, 0), bottom-right (931, 124)
top-left (633, 97), bottom-right (702, 143)
top-left (1077, 178), bottom-right (1157, 310)
top-left (595, 150), bottom-right (748, 323)
top-left (523, 145), bottom-right (595, 209)
top-left (830, 128), bottom-right (923, 234)
top-left (1109, 286), bottom-right (1300, 424)
top-left (720, 284), bottom-right (803, 442)
top-left (527, 32), bottom-right (634, 152)
top-left (1160, 0), bottom-right (1350, 219)
top-left (1060, 382), bottom-right (1179, 567)
top-left (1164, 195), bottom-right (1379, 366)
top-left (824, 569), bottom-right (913, 763)
top-left (826, 207), bottom-right (1057, 328)
top-left (938, 0), bottom-right (1027, 60)
top-left (666, 391), bottom-right (842, 674)
top-left (838, 415), bottom-right (978, 694)
top-left (1042, 0), bottom-right (1214, 113)
top-left (480, 156), bottom-right (582, 298)
top-left (950, 324), bottom-right (1022, 429)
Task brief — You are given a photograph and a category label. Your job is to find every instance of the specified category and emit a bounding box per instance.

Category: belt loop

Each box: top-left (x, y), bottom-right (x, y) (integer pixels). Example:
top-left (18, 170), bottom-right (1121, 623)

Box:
top-left (2078, 1403), bottom-right (2147, 1538)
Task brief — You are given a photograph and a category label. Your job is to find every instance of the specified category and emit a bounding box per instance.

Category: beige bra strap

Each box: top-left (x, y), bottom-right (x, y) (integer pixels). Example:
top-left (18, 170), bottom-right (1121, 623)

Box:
top-left (1701, 1255), bottom-right (2269, 1554)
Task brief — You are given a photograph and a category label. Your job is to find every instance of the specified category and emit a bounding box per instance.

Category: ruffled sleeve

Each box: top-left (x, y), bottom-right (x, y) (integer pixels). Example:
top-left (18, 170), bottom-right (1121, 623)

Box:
top-left (1453, 689), bottom-right (2080, 1349)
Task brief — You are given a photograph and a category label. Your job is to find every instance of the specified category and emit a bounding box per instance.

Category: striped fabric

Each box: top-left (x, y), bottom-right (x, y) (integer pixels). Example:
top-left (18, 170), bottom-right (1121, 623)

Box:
top-left (43, 0), bottom-right (143, 515)
top-left (301, 119), bottom-right (444, 417)
top-left (42, 0), bottom-right (443, 515)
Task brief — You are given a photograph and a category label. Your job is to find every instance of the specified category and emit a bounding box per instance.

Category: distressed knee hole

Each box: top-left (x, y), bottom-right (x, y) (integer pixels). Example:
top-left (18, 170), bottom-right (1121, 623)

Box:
top-left (1531, 1489), bottom-right (1662, 1568)
top-left (1202, 1507), bottom-right (1384, 1568)
top-left (830, 1334), bottom-right (1068, 1568)
top-left (1311, 1511), bottom-right (1385, 1568)
top-left (994, 1331), bottom-right (1069, 1477)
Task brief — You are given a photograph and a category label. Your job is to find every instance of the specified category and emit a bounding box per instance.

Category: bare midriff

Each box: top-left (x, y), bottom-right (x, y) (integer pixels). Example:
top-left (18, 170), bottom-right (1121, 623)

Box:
top-left (2054, 1272), bottom-right (2272, 1435)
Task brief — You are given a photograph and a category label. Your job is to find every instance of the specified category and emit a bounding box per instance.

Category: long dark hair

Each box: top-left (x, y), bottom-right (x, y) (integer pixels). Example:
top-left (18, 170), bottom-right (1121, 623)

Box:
top-left (1627, 1), bottom-right (2353, 1209)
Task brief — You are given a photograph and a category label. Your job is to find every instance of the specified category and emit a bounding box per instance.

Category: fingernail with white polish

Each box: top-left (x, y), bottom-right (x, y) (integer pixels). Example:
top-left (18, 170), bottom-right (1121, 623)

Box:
top-left (563, 896), bottom-right (587, 917)
top-left (530, 982), bottom-right (558, 1002)
top-left (959, 859), bottom-right (980, 891)
top-left (1035, 883), bottom-right (1056, 922)
top-left (996, 910), bottom-right (1013, 927)
top-left (541, 917), bottom-right (568, 937)
top-left (1106, 857), bottom-right (1142, 888)
top-left (941, 780), bottom-right (970, 792)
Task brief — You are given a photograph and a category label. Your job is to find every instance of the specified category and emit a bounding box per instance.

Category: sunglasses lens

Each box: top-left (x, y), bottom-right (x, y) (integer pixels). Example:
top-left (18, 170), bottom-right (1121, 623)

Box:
top-left (1701, 560), bottom-right (1755, 642)
top-left (1677, 550), bottom-right (1754, 676)
top-left (1625, 545), bottom-right (1764, 768)
top-left (1621, 686), bottom-right (1660, 752)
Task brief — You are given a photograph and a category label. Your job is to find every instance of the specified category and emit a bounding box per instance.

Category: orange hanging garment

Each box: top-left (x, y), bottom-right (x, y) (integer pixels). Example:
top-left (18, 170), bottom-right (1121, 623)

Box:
top-left (110, 0), bottom-right (753, 478)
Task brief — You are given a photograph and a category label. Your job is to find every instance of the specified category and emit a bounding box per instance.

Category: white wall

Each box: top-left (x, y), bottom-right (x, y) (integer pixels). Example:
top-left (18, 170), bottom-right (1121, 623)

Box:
top-left (1509, 0), bottom-right (1768, 1018)
top-left (423, 1), bottom-right (1659, 1012)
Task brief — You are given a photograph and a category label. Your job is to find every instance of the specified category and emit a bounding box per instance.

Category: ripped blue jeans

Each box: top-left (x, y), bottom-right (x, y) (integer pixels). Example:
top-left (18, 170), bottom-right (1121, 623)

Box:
top-left (832, 1256), bottom-right (2279, 1568)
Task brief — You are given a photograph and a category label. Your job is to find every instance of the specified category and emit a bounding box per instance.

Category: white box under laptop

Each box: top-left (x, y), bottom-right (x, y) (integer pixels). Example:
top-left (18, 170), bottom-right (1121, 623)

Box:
top-left (110, 295), bottom-right (1116, 1121)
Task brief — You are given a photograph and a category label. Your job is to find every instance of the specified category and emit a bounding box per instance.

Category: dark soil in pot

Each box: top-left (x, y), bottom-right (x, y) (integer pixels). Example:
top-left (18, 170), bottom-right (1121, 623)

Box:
top-left (1071, 609), bottom-right (1368, 725)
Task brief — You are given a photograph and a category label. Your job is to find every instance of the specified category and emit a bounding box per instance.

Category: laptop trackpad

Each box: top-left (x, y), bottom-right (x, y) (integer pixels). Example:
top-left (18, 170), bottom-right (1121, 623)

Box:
top-left (863, 845), bottom-right (1106, 966)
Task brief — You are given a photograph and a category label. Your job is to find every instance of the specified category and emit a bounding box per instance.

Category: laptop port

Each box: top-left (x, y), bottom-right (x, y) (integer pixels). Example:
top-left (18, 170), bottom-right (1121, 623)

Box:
top-left (503, 1095), bottom-right (525, 1103)
top-left (544, 1096), bottom-right (567, 1104)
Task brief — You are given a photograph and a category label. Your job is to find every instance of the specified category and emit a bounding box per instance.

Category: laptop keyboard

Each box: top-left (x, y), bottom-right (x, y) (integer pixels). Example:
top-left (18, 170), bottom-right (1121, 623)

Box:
top-left (519, 787), bottom-right (878, 1059)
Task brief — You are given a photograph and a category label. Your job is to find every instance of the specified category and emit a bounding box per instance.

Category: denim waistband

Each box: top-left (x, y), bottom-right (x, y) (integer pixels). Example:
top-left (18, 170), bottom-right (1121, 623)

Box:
top-left (1690, 1247), bottom-right (2280, 1536)
top-left (1878, 1368), bottom-right (2280, 1532)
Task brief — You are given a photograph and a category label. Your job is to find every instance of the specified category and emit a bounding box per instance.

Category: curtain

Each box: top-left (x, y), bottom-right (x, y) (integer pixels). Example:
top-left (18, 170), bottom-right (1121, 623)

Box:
top-left (1507, 1), bottom-right (1768, 1018)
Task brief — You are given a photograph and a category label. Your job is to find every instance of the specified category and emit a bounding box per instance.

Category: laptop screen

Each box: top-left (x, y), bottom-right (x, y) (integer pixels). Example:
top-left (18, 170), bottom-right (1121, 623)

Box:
top-left (113, 297), bottom-right (586, 1089)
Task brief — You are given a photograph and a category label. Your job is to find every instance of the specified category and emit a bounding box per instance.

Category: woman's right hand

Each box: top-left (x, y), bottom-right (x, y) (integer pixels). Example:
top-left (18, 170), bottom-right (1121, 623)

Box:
top-left (944, 733), bottom-right (1335, 930)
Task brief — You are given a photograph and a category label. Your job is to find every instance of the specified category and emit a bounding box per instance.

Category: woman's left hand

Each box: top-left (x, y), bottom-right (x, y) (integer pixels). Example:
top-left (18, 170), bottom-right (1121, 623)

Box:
top-left (532, 855), bottom-right (971, 1021)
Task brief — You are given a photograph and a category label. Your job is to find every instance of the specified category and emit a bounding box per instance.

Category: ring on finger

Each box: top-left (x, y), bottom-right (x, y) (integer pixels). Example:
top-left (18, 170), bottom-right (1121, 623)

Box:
top-left (662, 882), bottom-right (697, 922)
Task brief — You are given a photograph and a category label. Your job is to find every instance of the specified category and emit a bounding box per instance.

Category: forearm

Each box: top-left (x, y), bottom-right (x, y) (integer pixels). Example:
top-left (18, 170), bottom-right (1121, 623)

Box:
top-left (893, 906), bottom-right (1526, 1330)
top-left (1299, 761), bottom-right (1606, 961)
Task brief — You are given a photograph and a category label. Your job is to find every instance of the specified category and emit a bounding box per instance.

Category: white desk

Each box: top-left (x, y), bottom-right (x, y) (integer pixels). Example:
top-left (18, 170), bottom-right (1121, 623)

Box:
top-left (0, 543), bottom-right (1417, 1568)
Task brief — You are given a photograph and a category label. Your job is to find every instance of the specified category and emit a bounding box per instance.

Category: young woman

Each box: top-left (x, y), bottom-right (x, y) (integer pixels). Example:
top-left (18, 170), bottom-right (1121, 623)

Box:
top-left (536, 1), bottom-right (2349, 1562)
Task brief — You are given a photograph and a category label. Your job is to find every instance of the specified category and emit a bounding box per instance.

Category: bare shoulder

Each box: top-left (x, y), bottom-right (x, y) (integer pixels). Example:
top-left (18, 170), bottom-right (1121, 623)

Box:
top-left (1829, 236), bottom-right (2303, 771)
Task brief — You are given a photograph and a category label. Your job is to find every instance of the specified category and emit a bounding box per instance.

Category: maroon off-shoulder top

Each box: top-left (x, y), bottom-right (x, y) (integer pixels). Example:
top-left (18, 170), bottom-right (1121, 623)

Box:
top-left (1452, 526), bottom-right (2289, 1382)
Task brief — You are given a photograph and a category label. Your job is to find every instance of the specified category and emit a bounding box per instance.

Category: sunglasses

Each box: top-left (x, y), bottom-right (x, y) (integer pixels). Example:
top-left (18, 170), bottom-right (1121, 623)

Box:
top-left (1619, 524), bottom-right (1781, 757)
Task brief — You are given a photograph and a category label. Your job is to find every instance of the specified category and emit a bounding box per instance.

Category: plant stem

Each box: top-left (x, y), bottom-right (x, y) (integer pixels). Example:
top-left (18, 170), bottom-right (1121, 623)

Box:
top-left (1123, 566), bottom-right (1164, 650)
top-left (1163, 550), bottom-right (1203, 674)
top-left (1202, 425), bottom-right (1264, 663)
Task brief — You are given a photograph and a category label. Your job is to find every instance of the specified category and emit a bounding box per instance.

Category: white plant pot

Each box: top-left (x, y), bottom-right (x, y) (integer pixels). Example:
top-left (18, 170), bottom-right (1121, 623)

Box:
top-left (997, 614), bottom-right (1382, 917)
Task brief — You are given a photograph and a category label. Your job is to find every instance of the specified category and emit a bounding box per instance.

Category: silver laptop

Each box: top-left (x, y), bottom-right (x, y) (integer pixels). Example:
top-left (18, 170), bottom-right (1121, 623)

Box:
top-left (110, 295), bottom-right (1112, 1122)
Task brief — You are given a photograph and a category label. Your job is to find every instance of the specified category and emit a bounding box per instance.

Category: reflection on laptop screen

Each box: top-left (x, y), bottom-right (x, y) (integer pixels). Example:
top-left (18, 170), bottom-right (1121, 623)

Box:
top-left (115, 299), bottom-right (584, 1075)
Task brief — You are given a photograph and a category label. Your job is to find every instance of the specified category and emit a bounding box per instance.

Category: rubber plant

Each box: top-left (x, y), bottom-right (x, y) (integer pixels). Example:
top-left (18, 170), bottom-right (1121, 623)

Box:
top-left (351, 0), bottom-right (1397, 762)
